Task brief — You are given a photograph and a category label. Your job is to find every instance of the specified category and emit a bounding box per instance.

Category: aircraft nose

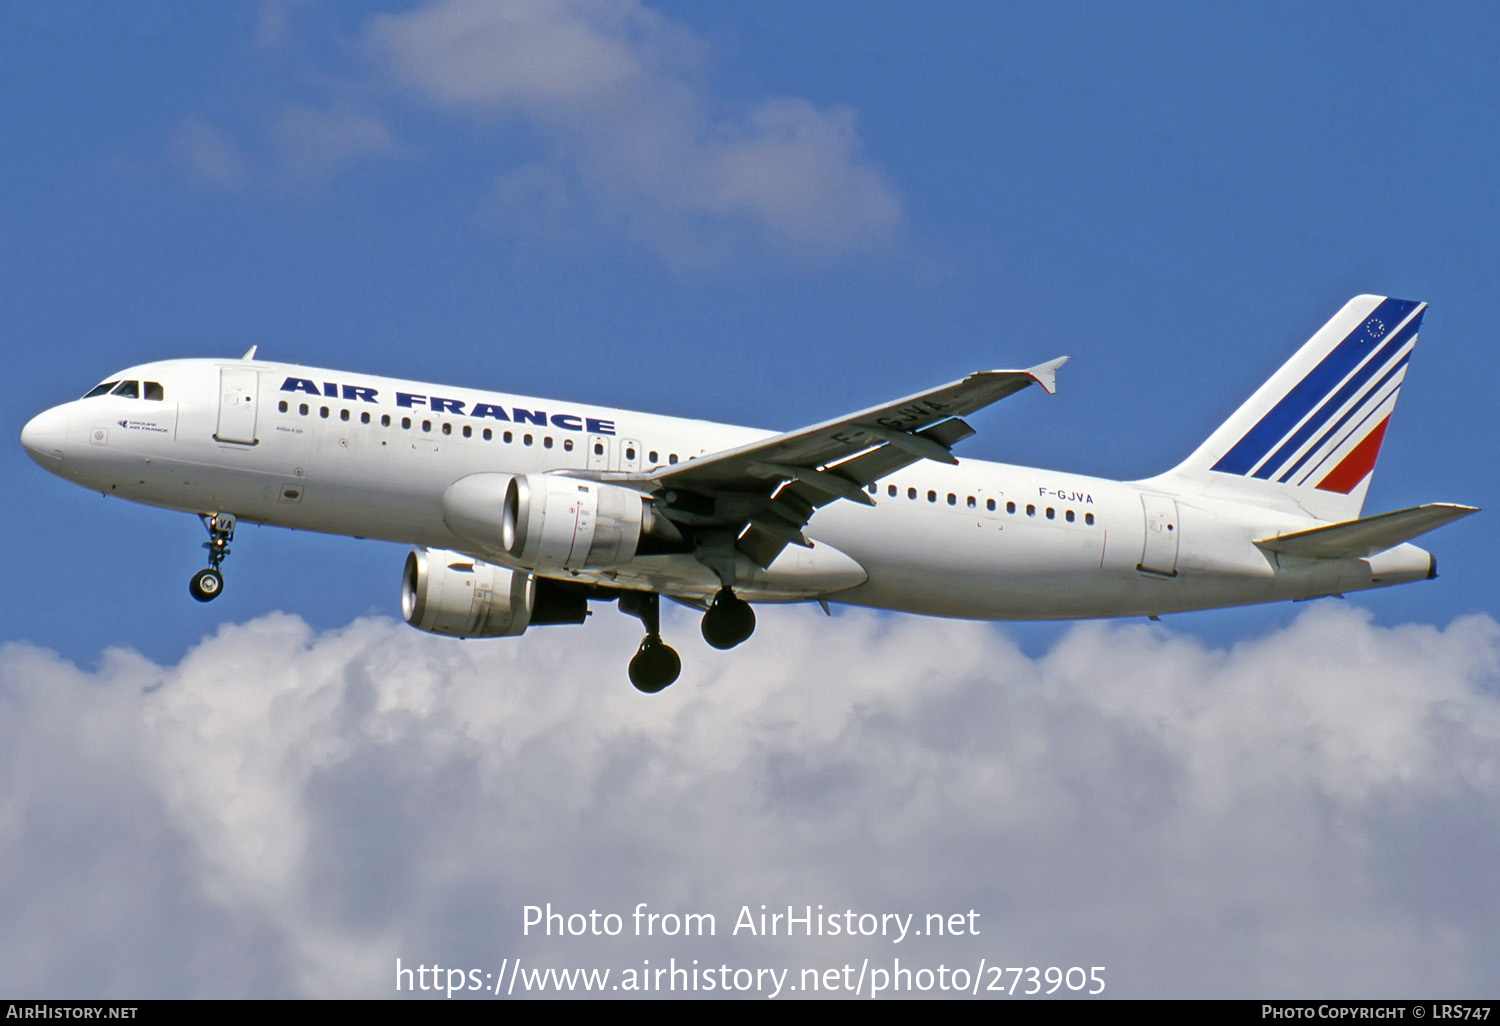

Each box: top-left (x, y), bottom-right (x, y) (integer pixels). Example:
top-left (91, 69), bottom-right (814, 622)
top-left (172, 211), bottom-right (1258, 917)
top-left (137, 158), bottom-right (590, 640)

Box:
top-left (20, 405), bottom-right (68, 464)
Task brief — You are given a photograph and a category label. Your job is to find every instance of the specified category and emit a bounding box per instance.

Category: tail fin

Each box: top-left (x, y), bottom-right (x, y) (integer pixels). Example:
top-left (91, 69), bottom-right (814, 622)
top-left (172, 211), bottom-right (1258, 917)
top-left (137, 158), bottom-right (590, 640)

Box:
top-left (1157, 295), bottom-right (1426, 522)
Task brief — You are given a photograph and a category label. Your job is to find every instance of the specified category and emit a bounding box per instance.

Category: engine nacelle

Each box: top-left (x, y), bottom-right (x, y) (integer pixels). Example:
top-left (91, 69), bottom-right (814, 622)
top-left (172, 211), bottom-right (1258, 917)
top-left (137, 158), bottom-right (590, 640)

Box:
top-left (401, 548), bottom-right (533, 638)
top-left (443, 472), bottom-right (653, 572)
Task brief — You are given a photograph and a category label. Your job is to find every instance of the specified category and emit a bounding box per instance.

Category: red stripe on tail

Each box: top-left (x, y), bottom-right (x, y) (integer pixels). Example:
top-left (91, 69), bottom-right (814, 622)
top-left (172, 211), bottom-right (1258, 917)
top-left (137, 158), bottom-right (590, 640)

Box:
top-left (1316, 416), bottom-right (1390, 494)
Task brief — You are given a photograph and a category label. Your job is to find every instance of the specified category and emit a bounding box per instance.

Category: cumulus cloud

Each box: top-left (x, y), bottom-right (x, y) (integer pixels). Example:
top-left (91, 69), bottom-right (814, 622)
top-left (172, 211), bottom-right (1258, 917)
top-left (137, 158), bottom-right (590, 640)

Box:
top-left (2, 604), bottom-right (1497, 998)
top-left (364, 0), bottom-right (902, 262)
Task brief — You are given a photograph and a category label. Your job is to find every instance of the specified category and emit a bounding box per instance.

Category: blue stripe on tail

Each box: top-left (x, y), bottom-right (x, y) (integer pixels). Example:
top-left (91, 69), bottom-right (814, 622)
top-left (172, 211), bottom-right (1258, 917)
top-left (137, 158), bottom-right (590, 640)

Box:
top-left (1211, 298), bottom-right (1421, 476)
top-left (1251, 312), bottom-right (1421, 480)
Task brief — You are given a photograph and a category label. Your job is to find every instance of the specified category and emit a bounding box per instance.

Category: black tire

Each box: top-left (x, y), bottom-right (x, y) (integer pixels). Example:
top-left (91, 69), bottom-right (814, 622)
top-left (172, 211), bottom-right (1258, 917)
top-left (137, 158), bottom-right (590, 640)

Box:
top-left (190, 568), bottom-right (224, 603)
top-left (701, 591), bottom-right (756, 649)
top-left (629, 640), bottom-right (681, 693)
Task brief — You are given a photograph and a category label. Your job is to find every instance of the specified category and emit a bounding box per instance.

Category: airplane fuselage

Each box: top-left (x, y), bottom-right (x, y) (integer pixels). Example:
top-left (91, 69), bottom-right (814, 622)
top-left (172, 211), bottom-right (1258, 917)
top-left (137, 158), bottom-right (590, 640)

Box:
top-left (22, 356), bottom-right (1434, 622)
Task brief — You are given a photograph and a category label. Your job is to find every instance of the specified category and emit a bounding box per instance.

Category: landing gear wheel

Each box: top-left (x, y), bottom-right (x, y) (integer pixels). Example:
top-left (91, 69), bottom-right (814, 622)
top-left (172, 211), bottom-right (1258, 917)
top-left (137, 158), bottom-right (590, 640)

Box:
top-left (189, 568), bottom-right (224, 603)
top-left (190, 512), bottom-right (237, 604)
top-left (701, 588), bottom-right (756, 650)
top-left (629, 637), bottom-right (681, 693)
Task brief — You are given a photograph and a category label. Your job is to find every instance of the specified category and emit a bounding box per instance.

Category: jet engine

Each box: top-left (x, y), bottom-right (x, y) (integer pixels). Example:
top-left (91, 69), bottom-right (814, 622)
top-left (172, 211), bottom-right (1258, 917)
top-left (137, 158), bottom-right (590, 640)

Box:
top-left (401, 547), bottom-right (592, 639)
top-left (443, 472), bottom-right (666, 572)
top-left (401, 548), bottom-right (534, 637)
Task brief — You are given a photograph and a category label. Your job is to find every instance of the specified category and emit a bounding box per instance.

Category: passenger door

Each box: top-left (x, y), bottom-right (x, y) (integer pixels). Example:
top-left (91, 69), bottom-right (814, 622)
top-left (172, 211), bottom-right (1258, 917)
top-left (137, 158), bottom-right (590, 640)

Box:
top-left (1137, 494), bottom-right (1180, 577)
top-left (215, 367), bottom-right (259, 445)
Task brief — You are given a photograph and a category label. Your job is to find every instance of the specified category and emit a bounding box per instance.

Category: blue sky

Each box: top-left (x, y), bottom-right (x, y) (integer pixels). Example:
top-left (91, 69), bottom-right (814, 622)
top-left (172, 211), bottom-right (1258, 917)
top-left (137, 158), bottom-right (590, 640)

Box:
top-left (3, 1), bottom-right (1498, 999)
top-left (5, 1), bottom-right (1495, 662)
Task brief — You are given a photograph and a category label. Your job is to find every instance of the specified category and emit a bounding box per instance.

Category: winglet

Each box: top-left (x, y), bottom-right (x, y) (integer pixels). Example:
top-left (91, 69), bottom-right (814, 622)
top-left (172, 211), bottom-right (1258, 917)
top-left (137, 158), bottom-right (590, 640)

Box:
top-left (241, 345), bottom-right (258, 361)
top-left (1027, 356), bottom-right (1069, 396)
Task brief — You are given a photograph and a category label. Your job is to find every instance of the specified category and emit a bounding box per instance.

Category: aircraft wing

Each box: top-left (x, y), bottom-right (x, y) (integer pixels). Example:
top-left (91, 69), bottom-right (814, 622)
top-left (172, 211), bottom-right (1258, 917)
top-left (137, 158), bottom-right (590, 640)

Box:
top-left (640, 359), bottom-right (1067, 568)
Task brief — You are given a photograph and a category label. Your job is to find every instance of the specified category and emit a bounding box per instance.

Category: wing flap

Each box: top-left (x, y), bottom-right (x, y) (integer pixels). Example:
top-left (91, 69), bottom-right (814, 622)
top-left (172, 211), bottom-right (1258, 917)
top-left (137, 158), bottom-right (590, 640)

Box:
top-left (1256, 503), bottom-right (1478, 559)
top-left (744, 418), bottom-right (982, 567)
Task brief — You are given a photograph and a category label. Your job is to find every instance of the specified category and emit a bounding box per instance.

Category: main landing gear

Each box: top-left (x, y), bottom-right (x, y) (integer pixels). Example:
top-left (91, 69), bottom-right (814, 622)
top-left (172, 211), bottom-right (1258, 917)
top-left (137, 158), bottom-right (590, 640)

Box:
top-left (620, 591), bottom-right (681, 693)
top-left (701, 588), bottom-right (756, 650)
top-left (189, 512), bottom-right (236, 603)
top-left (618, 587), bottom-right (759, 692)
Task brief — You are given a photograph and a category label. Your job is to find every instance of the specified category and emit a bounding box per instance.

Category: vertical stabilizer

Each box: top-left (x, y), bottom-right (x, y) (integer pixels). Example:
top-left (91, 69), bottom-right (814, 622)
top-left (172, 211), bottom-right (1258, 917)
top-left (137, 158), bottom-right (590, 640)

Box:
top-left (1156, 295), bottom-right (1425, 522)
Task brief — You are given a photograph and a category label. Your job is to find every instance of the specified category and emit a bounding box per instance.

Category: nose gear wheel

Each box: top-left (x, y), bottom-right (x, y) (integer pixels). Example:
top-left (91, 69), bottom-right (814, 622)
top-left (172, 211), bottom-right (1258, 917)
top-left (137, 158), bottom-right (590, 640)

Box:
top-left (189, 512), bottom-right (236, 603)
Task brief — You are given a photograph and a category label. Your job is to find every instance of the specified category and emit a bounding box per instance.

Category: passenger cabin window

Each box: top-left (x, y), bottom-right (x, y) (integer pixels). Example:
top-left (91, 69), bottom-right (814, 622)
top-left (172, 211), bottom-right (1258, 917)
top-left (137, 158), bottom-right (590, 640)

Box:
top-left (111, 380), bottom-right (139, 399)
top-left (143, 381), bottom-right (164, 401)
top-left (84, 381), bottom-right (118, 398)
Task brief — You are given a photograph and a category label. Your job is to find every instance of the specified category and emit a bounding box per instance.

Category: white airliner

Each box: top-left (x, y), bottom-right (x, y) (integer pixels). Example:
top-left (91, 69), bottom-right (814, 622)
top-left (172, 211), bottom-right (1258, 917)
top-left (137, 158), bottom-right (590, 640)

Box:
top-left (21, 295), bottom-right (1476, 691)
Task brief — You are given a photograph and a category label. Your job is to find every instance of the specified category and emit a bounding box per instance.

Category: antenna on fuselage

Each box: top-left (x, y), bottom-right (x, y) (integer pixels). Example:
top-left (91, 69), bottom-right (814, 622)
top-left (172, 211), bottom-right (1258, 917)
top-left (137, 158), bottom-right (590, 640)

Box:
top-left (241, 345), bottom-right (258, 361)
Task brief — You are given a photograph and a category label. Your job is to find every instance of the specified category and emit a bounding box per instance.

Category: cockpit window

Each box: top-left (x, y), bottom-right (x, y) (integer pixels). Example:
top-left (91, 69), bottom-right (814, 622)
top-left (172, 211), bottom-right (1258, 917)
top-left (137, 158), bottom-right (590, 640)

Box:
top-left (111, 380), bottom-right (139, 399)
top-left (144, 381), bottom-right (165, 401)
top-left (84, 381), bottom-right (118, 398)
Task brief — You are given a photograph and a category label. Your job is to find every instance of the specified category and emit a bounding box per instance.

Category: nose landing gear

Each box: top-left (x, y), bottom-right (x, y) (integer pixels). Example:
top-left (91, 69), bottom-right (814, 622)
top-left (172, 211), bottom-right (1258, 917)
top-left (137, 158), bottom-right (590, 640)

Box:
top-left (189, 513), bottom-right (236, 603)
top-left (619, 590), bottom-right (681, 693)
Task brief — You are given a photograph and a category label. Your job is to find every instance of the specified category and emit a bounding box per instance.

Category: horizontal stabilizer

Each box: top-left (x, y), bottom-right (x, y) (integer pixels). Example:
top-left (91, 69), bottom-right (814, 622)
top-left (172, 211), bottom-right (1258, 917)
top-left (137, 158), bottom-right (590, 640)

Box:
top-left (1256, 503), bottom-right (1478, 559)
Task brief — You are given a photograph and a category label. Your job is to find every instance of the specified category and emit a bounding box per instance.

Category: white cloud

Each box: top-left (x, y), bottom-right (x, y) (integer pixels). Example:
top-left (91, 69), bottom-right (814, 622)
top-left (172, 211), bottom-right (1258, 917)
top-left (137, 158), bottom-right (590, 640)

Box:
top-left (168, 115), bottom-right (248, 188)
top-left (253, 0), bottom-right (309, 50)
top-left (2, 604), bottom-right (1497, 997)
top-left (273, 104), bottom-right (395, 175)
top-left (365, 0), bottom-right (663, 111)
top-left (364, 0), bottom-right (902, 263)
